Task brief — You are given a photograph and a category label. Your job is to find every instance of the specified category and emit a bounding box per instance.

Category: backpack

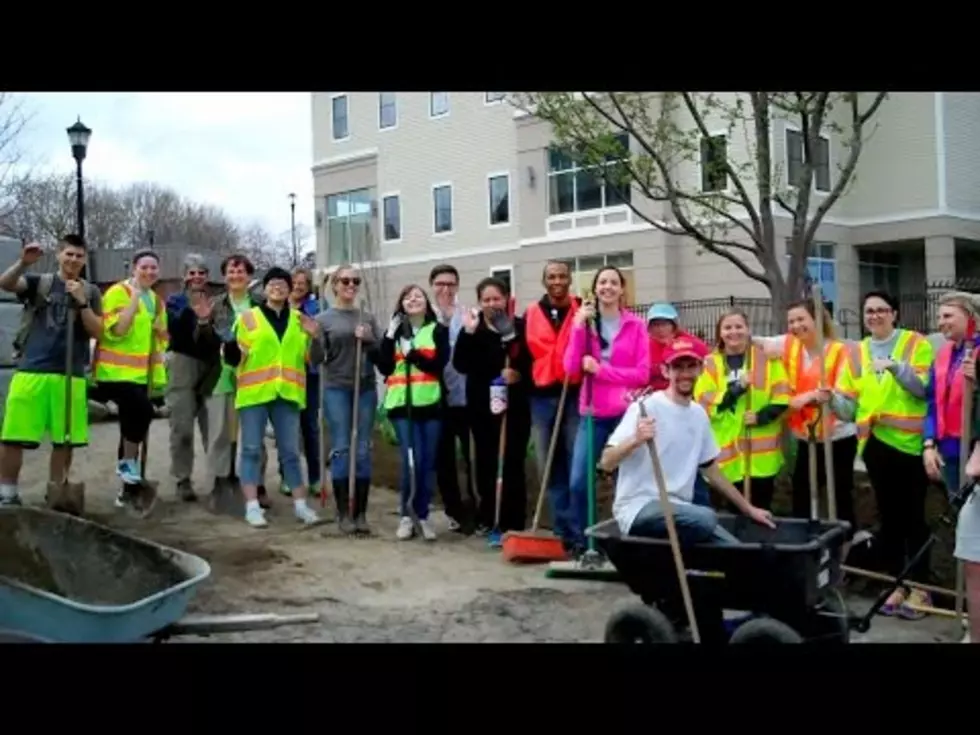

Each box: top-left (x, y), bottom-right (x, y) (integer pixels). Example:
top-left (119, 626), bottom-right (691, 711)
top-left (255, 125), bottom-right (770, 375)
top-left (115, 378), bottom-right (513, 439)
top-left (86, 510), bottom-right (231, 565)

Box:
top-left (12, 274), bottom-right (99, 359)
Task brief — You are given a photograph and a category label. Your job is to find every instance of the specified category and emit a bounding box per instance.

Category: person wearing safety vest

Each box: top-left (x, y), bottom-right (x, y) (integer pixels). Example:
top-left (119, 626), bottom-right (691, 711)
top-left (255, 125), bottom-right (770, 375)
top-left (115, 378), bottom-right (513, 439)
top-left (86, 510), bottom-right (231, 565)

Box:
top-left (94, 249), bottom-right (168, 509)
top-left (755, 299), bottom-right (859, 532)
top-left (840, 291), bottom-right (934, 618)
top-left (221, 267), bottom-right (325, 528)
top-left (695, 309), bottom-right (790, 512)
top-left (524, 259), bottom-right (582, 552)
top-left (376, 284), bottom-right (450, 542)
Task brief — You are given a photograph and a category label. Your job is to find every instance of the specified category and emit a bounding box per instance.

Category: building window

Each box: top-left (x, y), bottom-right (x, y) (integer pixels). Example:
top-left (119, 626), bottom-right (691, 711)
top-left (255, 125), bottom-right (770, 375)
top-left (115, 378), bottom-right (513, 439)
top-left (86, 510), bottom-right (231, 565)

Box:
top-left (786, 240), bottom-right (837, 312)
top-left (554, 251), bottom-right (635, 305)
top-left (488, 173), bottom-right (510, 226)
top-left (325, 188), bottom-right (373, 265)
top-left (379, 92), bottom-right (397, 130)
top-left (433, 184), bottom-right (453, 233)
top-left (490, 267), bottom-right (513, 293)
top-left (547, 133), bottom-right (632, 216)
top-left (430, 92), bottom-right (450, 118)
top-left (485, 92), bottom-right (506, 105)
top-left (700, 134), bottom-right (728, 193)
top-left (858, 251), bottom-right (900, 297)
top-left (382, 194), bottom-right (401, 242)
top-left (786, 129), bottom-right (831, 193)
top-left (331, 95), bottom-right (349, 141)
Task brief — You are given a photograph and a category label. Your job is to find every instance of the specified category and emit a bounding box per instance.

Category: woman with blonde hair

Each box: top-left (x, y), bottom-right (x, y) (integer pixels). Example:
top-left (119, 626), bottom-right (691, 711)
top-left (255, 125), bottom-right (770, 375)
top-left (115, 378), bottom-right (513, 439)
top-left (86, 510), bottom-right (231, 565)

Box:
top-left (695, 309), bottom-right (790, 511)
top-left (314, 265), bottom-right (382, 534)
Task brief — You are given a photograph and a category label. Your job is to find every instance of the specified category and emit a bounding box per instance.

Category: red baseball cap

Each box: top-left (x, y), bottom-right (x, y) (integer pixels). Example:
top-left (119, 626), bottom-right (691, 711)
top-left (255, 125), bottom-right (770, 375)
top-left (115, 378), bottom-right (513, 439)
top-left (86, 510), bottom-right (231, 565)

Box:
top-left (663, 338), bottom-right (704, 365)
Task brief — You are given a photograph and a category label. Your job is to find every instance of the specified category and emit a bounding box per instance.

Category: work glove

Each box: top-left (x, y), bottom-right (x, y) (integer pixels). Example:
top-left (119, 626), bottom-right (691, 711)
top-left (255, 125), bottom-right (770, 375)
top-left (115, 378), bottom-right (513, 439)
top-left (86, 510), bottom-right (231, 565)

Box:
top-left (489, 308), bottom-right (516, 343)
top-left (386, 314), bottom-right (403, 340)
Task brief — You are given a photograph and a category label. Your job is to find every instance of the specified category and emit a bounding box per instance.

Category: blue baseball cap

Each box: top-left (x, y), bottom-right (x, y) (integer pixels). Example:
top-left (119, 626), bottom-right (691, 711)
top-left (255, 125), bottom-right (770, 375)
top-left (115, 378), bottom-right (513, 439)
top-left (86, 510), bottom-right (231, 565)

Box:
top-left (646, 303), bottom-right (679, 323)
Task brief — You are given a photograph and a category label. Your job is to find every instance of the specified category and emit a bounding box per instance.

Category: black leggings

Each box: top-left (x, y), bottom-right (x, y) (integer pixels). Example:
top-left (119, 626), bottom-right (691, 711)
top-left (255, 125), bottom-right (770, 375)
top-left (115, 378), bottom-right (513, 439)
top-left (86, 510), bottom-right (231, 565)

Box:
top-left (862, 434), bottom-right (931, 583)
top-left (791, 434), bottom-right (858, 530)
top-left (98, 381), bottom-right (155, 445)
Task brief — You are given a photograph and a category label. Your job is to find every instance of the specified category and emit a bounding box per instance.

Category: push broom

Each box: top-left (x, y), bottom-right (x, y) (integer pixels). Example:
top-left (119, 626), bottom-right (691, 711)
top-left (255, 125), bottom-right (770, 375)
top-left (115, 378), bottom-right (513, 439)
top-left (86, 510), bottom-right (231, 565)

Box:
top-left (501, 375), bottom-right (571, 563)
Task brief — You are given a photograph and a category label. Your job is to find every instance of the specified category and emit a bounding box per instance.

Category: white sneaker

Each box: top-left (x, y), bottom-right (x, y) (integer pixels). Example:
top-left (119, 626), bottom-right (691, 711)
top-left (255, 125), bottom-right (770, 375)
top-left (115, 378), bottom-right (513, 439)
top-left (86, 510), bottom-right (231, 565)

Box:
top-left (396, 516), bottom-right (414, 540)
top-left (245, 506), bottom-right (268, 528)
top-left (294, 503), bottom-right (320, 525)
top-left (419, 519), bottom-right (437, 541)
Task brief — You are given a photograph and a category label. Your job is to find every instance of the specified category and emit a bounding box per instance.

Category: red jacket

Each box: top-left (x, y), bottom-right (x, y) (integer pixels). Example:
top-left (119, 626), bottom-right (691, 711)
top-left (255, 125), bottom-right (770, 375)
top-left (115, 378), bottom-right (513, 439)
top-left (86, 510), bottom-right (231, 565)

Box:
top-left (648, 330), bottom-right (709, 391)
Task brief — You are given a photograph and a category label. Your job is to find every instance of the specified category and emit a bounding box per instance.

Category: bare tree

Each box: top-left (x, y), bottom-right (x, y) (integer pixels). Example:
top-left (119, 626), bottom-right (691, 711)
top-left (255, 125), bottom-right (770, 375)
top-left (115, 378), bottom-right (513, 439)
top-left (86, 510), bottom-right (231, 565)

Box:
top-left (4, 172), bottom-right (77, 243)
top-left (515, 92), bottom-right (889, 322)
top-left (115, 182), bottom-right (238, 251)
top-left (0, 94), bottom-right (31, 227)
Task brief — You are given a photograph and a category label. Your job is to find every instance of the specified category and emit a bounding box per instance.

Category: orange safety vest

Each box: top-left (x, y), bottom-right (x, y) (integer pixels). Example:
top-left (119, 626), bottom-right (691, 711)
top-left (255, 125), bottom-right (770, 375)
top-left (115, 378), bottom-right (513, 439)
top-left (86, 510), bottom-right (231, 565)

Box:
top-left (783, 336), bottom-right (852, 441)
top-left (524, 298), bottom-right (582, 388)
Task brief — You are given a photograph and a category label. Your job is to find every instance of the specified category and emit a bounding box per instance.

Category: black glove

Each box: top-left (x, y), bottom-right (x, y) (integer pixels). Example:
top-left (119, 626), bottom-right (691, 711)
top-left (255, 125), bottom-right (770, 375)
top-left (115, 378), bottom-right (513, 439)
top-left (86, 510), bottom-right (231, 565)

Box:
top-left (489, 308), bottom-right (516, 343)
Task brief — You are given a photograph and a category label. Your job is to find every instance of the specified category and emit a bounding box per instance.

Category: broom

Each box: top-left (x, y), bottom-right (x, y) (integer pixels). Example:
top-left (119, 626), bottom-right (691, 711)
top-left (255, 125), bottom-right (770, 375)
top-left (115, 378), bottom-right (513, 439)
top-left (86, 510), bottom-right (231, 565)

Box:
top-left (502, 375), bottom-right (571, 563)
top-left (487, 356), bottom-right (510, 549)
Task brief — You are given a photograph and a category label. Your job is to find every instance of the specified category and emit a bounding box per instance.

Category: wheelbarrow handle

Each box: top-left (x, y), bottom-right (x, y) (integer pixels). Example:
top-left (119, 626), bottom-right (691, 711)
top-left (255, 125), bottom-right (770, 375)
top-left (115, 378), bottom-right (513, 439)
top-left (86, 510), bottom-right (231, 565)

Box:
top-left (160, 612), bottom-right (320, 637)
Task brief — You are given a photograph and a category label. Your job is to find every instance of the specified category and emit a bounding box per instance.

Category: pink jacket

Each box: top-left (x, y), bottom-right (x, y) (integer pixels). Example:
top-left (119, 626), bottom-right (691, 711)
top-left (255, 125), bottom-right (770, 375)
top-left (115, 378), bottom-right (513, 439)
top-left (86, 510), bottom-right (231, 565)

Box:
top-left (563, 310), bottom-right (651, 418)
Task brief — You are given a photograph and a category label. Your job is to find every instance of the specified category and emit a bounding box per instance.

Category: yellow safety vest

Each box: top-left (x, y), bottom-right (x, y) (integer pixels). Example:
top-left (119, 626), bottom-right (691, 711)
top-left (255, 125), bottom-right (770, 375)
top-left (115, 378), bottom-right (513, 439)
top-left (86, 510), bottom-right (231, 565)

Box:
top-left (94, 281), bottom-right (168, 388)
top-left (694, 346), bottom-right (791, 483)
top-left (234, 306), bottom-right (309, 410)
top-left (383, 322), bottom-right (442, 411)
top-left (844, 329), bottom-right (933, 456)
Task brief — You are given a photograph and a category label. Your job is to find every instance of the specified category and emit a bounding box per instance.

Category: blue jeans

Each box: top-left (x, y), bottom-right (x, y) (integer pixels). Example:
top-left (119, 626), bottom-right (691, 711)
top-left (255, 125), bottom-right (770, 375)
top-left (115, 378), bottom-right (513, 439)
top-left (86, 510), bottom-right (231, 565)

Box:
top-left (240, 398), bottom-right (303, 490)
top-left (392, 418), bottom-right (441, 520)
top-left (569, 414), bottom-right (621, 549)
top-left (530, 391), bottom-right (580, 543)
top-left (323, 387), bottom-right (377, 482)
top-left (693, 473), bottom-right (711, 507)
top-left (628, 499), bottom-right (740, 545)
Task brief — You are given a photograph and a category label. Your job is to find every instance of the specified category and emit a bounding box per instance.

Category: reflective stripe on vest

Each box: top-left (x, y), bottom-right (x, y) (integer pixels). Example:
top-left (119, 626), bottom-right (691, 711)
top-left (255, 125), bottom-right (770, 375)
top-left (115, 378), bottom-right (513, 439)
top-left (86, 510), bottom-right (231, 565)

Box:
top-left (234, 307), bottom-right (309, 410)
top-left (384, 322), bottom-right (441, 410)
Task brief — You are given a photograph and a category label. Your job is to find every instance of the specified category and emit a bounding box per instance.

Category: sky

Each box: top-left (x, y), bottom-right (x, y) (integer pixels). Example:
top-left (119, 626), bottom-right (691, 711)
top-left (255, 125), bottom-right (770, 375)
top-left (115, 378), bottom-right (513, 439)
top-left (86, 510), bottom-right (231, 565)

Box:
top-left (13, 92), bottom-right (313, 245)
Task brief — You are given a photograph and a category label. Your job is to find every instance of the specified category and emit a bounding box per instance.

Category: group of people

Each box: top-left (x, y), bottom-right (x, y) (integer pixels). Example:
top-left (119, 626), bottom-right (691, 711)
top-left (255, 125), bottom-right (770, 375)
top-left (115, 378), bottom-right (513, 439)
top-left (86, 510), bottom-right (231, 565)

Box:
top-left (0, 236), bottom-right (978, 641)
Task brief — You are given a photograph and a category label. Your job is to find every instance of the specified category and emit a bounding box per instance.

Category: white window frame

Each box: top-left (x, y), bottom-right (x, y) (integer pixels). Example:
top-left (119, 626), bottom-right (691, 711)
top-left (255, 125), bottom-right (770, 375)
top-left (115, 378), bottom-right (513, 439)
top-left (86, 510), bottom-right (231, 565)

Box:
top-left (378, 92), bottom-right (397, 132)
top-left (330, 93), bottom-right (350, 142)
top-left (487, 171), bottom-right (512, 228)
top-left (546, 133), bottom-right (632, 221)
top-left (785, 125), bottom-right (832, 194)
top-left (432, 182), bottom-right (454, 236)
top-left (380, 191), bottom-right (402, 244)
top-left (697, 130), bottom-right (730, 194)
top-left (429, 92), bottom-right (450, 120)
top-left (488, 264), bottom-right (514, 292)
top-left (485, 92), bottom-right (507, 106)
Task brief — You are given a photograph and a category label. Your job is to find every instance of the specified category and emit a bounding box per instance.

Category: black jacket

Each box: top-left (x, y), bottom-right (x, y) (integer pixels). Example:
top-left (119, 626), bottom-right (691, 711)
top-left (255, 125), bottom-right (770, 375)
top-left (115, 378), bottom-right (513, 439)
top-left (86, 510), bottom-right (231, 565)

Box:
top-left (376, 320), bottom-right (450, 422)
top-left (452, 316), bottom-right (532, 419)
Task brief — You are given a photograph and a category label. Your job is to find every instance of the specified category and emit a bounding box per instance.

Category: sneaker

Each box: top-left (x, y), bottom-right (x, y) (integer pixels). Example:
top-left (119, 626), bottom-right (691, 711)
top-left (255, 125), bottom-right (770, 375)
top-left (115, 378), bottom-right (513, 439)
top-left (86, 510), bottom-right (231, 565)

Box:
top-left (419, 518), bottom-right (437, 541)
top-left (474, 524), bottom-right (490, 537)
top-left (294, 502), bottom-right (320, 526)
top-left (279, 482), bottom-right (293, 497)
top-left (396, 516), bottom-right (415, 540)
top-left (245, 505), bottom-right (268, 528)
top-left (117, 459), bottom-right (142, 485)
top-left (898, 588), bottom-right (931, 621)
top-left (176, 479), bottom-right (196, 502)
top-left (445, 513), bottom-right (462, 533)
top-left (879, 589), bottom-right (906, 617)
top-left (114, 490), bottom-right (126, 508)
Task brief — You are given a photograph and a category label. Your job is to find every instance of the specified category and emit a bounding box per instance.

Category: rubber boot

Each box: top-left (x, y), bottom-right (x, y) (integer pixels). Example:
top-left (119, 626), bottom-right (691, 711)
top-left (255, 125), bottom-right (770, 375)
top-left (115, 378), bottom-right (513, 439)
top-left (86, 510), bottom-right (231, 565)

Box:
top-left (333, 479), bottom-right (355, 534)
top-left (353, 479), bottom-right (371, 535)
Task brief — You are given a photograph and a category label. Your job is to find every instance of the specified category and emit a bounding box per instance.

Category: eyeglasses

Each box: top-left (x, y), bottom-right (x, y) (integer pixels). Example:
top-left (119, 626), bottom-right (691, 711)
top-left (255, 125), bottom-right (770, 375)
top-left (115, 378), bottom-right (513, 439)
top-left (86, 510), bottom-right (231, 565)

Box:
top-left (863, 307), bottom-right (893, 316)
top-left (432, 280), bottom-right (458, 288)
top-left (338, 277), bottom-right (361, 287)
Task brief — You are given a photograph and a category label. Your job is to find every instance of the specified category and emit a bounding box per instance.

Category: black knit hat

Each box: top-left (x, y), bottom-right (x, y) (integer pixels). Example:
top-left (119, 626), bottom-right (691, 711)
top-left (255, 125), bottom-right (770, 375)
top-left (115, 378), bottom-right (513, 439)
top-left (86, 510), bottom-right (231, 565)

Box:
top-left (263, 266), bottom-right (293, 290)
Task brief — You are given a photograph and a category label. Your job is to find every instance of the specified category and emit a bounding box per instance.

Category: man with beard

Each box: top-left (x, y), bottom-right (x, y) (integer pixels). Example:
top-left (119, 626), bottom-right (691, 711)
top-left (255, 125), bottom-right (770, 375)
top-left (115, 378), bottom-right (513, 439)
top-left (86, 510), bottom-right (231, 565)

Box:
top-left (524, 260), bottom-right (582, 548)
top-left (164, 254), bottom-right (214, 501)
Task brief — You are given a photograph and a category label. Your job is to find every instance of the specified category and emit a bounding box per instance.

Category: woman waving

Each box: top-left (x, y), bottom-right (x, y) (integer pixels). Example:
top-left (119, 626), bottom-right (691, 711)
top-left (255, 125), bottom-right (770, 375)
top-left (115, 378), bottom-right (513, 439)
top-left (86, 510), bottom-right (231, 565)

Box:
top-left (562, 266), bottom-right (649, 558)
top-left (695, 309), bottom-right (790, 512)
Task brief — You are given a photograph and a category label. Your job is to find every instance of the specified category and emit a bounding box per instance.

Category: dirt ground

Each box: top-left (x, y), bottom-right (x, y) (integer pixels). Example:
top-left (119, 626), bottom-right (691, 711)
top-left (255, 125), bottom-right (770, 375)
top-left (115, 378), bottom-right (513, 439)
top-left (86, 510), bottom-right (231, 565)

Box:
top-left (11, 419), bottom-right (967, 644)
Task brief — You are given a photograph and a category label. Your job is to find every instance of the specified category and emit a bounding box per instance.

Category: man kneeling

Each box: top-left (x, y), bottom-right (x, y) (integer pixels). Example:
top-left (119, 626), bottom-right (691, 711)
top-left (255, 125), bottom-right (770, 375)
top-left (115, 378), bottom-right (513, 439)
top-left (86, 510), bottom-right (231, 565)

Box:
top-left (601, 339), bottom-right (775, 544)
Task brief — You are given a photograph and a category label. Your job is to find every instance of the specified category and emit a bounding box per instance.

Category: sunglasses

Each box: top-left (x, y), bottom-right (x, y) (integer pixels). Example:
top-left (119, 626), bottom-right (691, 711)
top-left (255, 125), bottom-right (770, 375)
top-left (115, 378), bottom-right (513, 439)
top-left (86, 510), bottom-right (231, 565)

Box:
top-left (338, 277), bottom-right (361, 287)
top-left (187, 270), bottom-right (208, 277)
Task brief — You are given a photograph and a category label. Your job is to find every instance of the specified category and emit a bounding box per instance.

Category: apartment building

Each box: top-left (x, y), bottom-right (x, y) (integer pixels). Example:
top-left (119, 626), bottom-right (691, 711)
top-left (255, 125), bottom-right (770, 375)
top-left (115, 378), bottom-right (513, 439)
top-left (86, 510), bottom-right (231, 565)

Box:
top-left (309, 92), bottom-right (980, 317)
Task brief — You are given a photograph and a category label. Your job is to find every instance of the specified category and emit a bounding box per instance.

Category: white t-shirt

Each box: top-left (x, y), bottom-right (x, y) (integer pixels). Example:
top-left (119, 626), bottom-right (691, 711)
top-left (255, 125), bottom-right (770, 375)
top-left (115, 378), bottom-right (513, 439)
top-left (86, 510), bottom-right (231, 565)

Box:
top-left (610, 391), bottom-right (720, 534)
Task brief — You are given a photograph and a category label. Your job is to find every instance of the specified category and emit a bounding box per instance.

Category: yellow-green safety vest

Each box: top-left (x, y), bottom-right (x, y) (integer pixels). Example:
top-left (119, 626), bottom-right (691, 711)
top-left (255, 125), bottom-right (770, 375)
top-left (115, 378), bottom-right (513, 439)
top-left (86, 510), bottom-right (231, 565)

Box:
top-left (94, 281), bottom-right (168, 388)
top-left (694, 346), bottom-right (791, 483)
top-left (234, 306), bottom-right (310, 410)
top-left (844, 329), bottom-right (933, 456)
top-left (383, 322), bottom-right (441, 411)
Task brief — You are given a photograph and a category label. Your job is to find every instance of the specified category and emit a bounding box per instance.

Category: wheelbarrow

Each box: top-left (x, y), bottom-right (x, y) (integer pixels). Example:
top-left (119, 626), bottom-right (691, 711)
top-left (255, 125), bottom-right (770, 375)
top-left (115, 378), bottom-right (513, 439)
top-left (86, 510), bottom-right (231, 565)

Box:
top-left (0, 507), bottom-right (320, 643)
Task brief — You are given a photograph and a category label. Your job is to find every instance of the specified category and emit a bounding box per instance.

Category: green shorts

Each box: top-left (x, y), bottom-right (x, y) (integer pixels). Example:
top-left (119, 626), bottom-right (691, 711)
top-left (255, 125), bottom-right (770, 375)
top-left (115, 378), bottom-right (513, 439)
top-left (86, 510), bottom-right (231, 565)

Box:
top-left (1, 372), bottom-right (89, 448)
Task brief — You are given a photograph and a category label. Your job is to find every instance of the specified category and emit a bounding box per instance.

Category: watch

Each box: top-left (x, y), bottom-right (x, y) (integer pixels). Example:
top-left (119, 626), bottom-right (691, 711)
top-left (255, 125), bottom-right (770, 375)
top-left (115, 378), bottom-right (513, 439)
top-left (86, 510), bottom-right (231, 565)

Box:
top-left (923, 440), bottom-right (936, 450)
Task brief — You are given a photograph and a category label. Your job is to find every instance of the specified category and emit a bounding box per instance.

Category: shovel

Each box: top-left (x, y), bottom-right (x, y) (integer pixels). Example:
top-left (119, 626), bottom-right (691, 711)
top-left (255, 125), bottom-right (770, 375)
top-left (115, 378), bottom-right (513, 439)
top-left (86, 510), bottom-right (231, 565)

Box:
top-left (211, 396), bottom-right (245, 516)
top-left (487, 356), bottom-right (511, 549)
top-left (47, 298), bottom-right (85, 516)
top-left (813, 285), bottom-right (837, 522)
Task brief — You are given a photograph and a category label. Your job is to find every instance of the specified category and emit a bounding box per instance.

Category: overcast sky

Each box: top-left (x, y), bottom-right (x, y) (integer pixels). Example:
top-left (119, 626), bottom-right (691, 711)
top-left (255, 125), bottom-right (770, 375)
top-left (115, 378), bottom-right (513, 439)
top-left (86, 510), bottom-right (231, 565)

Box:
top-left (14, 92), bottom-right (313, 243)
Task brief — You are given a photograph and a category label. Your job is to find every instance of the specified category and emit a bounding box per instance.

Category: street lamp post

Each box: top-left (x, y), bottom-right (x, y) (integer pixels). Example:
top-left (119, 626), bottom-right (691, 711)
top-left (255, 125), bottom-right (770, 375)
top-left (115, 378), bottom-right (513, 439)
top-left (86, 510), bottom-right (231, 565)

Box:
top-left (66, 117), bottom-right (93, 279)
top-left (289, 192), bottom-right (297, 267)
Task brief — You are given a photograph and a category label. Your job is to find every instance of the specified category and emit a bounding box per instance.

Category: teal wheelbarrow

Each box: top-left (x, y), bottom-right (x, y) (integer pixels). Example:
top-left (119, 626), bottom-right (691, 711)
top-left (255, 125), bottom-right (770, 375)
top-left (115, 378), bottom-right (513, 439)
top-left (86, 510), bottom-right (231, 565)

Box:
top-left (0, 507), bottom-right (319, 643)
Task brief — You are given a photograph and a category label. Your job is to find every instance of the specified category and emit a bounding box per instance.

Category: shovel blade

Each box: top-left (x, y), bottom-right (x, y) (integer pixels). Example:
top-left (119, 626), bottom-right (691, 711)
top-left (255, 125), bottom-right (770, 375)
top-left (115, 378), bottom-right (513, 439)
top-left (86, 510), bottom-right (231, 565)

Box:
top-left (208, 479), bottom-right (245, 517)
top-left (46, 480), bottom-right (85, 517)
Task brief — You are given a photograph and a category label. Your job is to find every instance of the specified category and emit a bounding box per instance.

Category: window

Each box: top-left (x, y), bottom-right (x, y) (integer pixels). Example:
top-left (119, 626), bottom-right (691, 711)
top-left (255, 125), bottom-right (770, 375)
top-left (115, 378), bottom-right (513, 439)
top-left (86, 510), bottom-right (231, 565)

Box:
top-left (786, 129), bottom-right (831, 193)
top-left (786, 240), bottom-right (837, 312)
top-left (488, 173), bottom-right (510, 226)
top-left (331, 95), bottom-right (349, 141)
top-left (547, 133), bottom-right (632, 215)
top-left (555, 251), bottom-right (635, 304)
top-left (430, 92), bottom-right (450, 118)
top-left (325, 187), bottom-right (372, 265)
top-left (485, 92), bottom-right (506, 105)
top-left (858, 251), bottom-right (900, 298)
top-left (490, 267), bottom-right (513, 293)
top-left (379, 92), bottom-right (397, 130)
top-left (699, 134), bottom-right (728, 193)
top-left (382, 194), bottom-right (401, 242)
top-left (433, 184), bottom-right (453, 233)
